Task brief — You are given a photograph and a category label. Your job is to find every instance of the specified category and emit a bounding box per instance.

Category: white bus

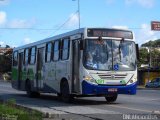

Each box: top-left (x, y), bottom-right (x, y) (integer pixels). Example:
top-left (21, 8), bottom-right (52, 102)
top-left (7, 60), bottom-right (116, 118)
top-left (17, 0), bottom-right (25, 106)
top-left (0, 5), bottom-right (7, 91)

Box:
top-left (12, 28), bottom-right (138, 102)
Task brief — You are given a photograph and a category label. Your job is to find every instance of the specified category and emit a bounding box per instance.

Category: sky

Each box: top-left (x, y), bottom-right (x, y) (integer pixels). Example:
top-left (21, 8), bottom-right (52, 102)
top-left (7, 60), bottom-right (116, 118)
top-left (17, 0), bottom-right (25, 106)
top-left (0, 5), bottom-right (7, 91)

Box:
top-left (0, 0), bottom-right (160, 47)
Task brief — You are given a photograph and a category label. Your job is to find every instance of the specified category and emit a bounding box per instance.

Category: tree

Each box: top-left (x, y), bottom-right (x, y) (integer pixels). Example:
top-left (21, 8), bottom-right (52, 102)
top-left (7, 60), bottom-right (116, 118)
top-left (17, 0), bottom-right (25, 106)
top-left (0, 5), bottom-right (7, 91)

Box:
top-left (0, 48), bottom-right (13, 73)
top-left (150, 48), bottom-right (160, 67)
top-left (139, 39), bottom-right (160, 68)
top-left (139, 48), bottom-right (149, 67)
top-left (6, 45), bottom-right (10, 48)
top-left (141, 39), bottom-right (160, 47)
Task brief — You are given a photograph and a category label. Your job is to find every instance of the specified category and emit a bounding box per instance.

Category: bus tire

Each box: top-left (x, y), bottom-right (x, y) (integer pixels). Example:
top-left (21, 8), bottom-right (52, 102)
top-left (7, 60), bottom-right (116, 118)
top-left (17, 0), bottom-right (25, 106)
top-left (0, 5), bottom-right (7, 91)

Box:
top-left (57, 93), bottom-right (61, 97)
top-left (26, 80), bottom-right (34, 98)
top-left (60, 80), bottom-right (73, 103)
top-left (105, 94), bottom-right (118, 103)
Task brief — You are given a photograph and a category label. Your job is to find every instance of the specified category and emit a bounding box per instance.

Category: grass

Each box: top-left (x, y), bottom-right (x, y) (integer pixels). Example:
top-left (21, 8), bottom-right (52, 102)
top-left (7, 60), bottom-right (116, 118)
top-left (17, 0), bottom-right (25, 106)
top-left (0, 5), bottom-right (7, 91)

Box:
top-left (0, 99), bottom-right (43, 120)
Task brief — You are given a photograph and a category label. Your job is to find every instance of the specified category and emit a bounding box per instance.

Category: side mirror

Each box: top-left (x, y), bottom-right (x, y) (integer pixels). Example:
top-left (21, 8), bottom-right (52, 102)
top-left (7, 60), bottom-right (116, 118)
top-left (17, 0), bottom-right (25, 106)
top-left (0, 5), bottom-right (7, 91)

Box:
top-left (136, 44), bottom-right (139, 61)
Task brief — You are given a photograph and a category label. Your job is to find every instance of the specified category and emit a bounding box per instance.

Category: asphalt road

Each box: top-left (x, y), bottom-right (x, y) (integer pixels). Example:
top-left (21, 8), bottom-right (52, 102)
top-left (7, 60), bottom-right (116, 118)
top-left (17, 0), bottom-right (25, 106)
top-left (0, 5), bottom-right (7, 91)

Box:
top-left (0, 81), bottom-right (160, 120)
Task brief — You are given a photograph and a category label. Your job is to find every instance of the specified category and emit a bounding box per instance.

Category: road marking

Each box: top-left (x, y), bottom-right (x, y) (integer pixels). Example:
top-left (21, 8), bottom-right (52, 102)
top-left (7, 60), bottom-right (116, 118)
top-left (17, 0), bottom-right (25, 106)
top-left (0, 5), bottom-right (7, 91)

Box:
top-left (108, 105), bottom-right (152, 113)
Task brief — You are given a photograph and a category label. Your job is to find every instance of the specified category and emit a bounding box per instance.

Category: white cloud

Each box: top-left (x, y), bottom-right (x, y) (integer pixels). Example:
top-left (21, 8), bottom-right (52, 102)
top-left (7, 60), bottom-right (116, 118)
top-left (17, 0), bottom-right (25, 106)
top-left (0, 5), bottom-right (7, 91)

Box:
top-left (137, 0), bottom-right (155, 8)
top-left (0, 11), bottom-right (36, 28)
top-left (125, 0), bottom-right (155, 8)
top-left (0, 40), bottom-right (17, 48)
top-left (8, 18), bottom-right (36, 28)
top-left (23, 38), bottom-right (32, 44)
top-left (0, 11), bottom-right (7, 25)
top-left (65, 13), bottom-right (79, 28)
top-left (0, 41), bottom-right (5, 47)
top-left (0, 0), bottom-right (10, 6)
top-left (125, 0), bottom-right (135, 5)
top-left (106, 0), bottom-right (115, 4)
top-left (112, 25), bottom-right (128, 29)
top-left (135, 23), bottom-right (160, 45)
top-left (111, 24), bottom-right (160, 46)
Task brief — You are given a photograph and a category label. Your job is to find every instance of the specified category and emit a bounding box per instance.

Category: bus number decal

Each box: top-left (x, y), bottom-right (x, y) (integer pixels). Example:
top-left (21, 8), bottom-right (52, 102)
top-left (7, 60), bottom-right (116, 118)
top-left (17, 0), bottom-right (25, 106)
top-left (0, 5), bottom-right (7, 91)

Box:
top-left (96, 79), bottom-right (105, 84)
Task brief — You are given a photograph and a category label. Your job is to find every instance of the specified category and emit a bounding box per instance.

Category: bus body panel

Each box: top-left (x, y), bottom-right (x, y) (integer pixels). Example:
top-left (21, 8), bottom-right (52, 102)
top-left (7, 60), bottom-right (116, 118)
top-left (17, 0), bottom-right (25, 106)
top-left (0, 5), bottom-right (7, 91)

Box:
top-left (82, 80), bottom-right (137, 95)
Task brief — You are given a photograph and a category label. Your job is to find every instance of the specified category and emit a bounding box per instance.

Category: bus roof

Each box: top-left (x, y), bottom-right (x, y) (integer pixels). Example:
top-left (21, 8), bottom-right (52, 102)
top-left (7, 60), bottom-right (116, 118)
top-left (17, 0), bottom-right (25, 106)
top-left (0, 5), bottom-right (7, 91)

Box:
top-left (13, 27), bottom-right (133, 51)
top-left (13, 28), bottom-right (85, 51)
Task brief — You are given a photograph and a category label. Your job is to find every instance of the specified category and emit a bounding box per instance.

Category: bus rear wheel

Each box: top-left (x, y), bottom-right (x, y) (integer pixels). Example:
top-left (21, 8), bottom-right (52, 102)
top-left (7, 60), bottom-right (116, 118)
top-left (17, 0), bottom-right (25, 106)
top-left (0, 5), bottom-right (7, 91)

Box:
top-left (26, 80), bottom-right (34, 97)
top-left (60, 80), bottom-right (73, 103)
top-left (26, 80), bottom-right (40, 98)
top-left (105, 94), bottom-right (118, 103)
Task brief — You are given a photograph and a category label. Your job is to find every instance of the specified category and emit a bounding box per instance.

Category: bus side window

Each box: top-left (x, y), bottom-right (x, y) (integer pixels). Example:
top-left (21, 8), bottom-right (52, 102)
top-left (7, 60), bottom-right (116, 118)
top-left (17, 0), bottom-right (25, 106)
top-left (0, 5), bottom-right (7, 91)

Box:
top-left (62, 38), bottom-right (70, 60)
top-left (53, 40), bottom-right (60, 61)
top-left (30, 47), bottom-right (36, 64)
top-left (13, 51), bottom-right (18, 66)
top-left (45, 43), bottom-right (52, 62)
top-left (24, 49), bottom-right (29, 65)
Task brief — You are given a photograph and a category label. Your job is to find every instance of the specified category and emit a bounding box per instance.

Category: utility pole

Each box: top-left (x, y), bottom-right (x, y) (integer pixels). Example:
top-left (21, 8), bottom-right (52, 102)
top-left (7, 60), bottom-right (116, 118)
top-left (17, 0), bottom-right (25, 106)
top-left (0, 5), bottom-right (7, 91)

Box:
top-left (73, 0), bottom-right (80, 29)
top-left (149, 44), bottom-right (152, 67)
top-left (78, 0), bottom-right (80, 29)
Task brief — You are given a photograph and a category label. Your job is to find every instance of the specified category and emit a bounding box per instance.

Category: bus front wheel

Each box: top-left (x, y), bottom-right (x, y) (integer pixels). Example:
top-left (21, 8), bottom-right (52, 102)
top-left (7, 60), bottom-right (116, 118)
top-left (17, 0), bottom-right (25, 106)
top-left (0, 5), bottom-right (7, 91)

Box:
top-left (60, 80), bottom-right (73, 103)
top-left (105, 94), bottom-right (118, 103)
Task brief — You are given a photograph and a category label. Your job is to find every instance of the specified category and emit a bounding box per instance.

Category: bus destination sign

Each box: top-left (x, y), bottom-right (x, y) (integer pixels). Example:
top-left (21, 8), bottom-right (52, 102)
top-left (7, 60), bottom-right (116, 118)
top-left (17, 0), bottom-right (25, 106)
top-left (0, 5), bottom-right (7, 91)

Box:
top-left (87, 29), bottom-right (133, 39)
top-left (151, 21), bottom-right (160, 31)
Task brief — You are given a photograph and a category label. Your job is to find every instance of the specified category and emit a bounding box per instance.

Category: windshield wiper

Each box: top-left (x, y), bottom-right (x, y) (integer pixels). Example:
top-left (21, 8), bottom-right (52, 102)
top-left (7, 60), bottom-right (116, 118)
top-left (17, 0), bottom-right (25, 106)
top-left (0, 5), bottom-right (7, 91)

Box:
top-left (118, 45), bottom-right (122, 62)
top-left (119, 38), bottom-right (125, 62)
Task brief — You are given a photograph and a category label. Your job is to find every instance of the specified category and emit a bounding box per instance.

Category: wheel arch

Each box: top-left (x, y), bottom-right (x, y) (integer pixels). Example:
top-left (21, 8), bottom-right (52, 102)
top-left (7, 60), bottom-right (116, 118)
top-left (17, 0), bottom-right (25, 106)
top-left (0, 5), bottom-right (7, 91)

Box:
top-left (60, 77), bottom-right (71, 94)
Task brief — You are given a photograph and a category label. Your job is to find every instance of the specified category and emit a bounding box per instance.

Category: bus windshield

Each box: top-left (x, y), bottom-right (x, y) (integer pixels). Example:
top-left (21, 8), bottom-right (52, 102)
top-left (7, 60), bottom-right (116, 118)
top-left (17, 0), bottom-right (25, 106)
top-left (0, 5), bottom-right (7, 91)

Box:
top-left (84, 39), bottom-right (136, 71)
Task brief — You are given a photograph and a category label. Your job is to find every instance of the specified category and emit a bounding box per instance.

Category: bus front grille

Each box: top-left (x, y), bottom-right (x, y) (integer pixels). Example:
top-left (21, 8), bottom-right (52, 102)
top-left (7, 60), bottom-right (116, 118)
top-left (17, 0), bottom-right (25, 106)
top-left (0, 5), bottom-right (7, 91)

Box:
top-left (98, 74), bottom-right (127, 80)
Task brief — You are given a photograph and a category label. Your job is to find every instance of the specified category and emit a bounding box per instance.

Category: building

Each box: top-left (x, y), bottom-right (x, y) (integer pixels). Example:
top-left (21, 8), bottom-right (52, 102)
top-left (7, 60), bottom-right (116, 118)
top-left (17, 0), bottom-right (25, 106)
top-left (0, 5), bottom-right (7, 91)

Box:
top-left (0, 47), bottom-right (13, 55)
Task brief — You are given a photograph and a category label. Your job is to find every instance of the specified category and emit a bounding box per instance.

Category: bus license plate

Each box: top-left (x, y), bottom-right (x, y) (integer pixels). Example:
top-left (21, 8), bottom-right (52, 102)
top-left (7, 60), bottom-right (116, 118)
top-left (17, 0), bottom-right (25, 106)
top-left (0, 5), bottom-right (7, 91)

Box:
top-left (108, 88), bottom-right (117, 92)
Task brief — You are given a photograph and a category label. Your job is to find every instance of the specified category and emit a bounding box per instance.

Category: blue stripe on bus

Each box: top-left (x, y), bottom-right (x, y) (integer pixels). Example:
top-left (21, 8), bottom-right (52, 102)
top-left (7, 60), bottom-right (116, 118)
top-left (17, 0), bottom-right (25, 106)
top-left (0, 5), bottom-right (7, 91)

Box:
top-left (82, 80), bottom-right (137, 95)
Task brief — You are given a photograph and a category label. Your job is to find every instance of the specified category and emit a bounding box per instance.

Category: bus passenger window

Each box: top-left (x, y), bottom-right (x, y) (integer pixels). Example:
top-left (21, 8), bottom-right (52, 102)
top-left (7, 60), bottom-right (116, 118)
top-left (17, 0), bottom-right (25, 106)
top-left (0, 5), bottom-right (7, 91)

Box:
top-left (45, 43), bottom-right (52, 62)
top-left (53, 41), bottom-right (60, 61)
top-left (30, 47), bottom-right (36, 64)
top-left (24, 49), bottom-right (29, 65)
top-left (62, 39), bottom-right (70, 60)
top-left (13, 51), bottom-right (18, 66)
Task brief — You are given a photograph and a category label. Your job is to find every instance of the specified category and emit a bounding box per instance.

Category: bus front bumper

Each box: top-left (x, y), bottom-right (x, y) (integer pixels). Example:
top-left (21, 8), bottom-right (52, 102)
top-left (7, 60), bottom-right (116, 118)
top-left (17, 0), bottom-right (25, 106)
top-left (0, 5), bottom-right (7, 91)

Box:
top-left (82, 81), bottom-right (137, 95)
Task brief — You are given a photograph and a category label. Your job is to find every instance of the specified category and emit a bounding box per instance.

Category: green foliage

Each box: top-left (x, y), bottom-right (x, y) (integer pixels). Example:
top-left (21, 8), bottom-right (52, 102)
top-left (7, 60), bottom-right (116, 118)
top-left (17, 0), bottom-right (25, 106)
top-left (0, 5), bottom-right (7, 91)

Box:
top-left (0, 100), bottom-right (43, 120)
top-left (141, 39), bottom-right (160, 47)
top-left (139, 48), bottom-right (149, 65)
top-left (0, 48), bottom-right (12, 73)
top-left (0, 104), bottom-right (26, 115)
top-left (139, 39), bottom-right (160, 68)
top-left (7, 98), bottom-right (16, 105)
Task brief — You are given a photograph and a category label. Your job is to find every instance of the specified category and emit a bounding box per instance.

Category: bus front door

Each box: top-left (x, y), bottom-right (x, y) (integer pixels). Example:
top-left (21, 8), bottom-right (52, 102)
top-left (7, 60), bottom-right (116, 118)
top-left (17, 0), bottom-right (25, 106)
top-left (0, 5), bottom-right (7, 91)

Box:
top-left (18, 52), bottom-right (23, 89)
top-left (72, 40), bottom-right (80, 93)
top-left (36, 48), bottom-right (45, 90)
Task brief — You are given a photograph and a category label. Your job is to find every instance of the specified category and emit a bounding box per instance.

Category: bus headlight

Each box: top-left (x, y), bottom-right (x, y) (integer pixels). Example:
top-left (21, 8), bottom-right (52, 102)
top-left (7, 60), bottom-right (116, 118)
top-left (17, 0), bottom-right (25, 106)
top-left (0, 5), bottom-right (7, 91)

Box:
top-left (83, 76), bottom-right (97, 83)
top-left (127, 76), bottom-right (137, 85)
top-left (130, 80), bottom-right (133, 83)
